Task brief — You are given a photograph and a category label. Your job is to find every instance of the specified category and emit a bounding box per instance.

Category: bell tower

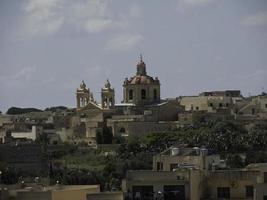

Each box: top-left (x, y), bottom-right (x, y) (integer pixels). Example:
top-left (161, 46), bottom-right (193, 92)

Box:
top-left (101, 79), bottom-right (115, 109)
top-left (76, 80), bottom-right (90, 109)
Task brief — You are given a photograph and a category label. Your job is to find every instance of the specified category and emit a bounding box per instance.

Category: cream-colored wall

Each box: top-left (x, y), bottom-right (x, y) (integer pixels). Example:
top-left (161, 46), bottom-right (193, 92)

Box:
top-left (190, 169), bottom-right (205, 200)
top-left (207, 171), bottom-right (259, 199)
top-left (0, 116), bottom-right (12, 126)
top-left (11, 126), bottom-right (37, 141)
top-left (87, 192), bottom-right (124, 200)
top-left (207, 179), bottom-right (254, 199)
top-left (153, 154), bottom-right (220, 171)
top-left (52, 185), bottom-right (100, 200)
top-left (180, 96), bottom-right (209, 111)
top-left (258, 96), bottom-right (267, 112)
top-left (125, 170), bottom-right (190, 199)
top-left (180, 96), bottom-right (233, 112)
top-left (16, 191), bottom-right (52, 200)
top-left (110, 121), bottom-right (174, 137)
top-left (255, 183), bottom-right (267, 200)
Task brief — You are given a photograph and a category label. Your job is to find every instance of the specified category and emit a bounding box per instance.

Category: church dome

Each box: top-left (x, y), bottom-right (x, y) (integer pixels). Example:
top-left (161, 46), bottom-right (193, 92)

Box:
top-left (128, 75), bottom-right (159, 85)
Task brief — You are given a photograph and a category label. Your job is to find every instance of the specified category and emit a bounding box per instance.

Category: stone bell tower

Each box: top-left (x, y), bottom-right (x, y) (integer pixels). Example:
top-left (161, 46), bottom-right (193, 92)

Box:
top-left (76, 80), bottom-right (90, 109)
top-left (101, 79), bottom-right (115, 109)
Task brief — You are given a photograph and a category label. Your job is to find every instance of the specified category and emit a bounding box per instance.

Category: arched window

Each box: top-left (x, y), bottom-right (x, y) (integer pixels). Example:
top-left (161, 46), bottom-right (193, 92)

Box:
top-left (109, 97), bottom-right (113, 106)
top-left (141, 89), bottom-right (146, 99)
top-left (153, 89), bottom-right (157, 100)
top-left (129, 89), bottom-right (133, 100)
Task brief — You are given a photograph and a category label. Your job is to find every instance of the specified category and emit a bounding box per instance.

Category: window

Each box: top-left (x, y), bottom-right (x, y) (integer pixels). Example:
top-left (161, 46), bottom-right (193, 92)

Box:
top-left (217, 187), bottom-right (230, 199)
top-left (153, 89), bottom-right (157, 100)
top-left (132, 186), bottom-right (153, 200)
top-left (196, 106), bottom-right (199, 110)
top-left (129, 89), bottom-right (133, 100)
top-left (170, 163), bottom-right (178, 171)
top-left (164, 185), bottom-right (185, 200)
top-left (157, 162), bottom-right (163, 171)
top-left (226, 103), bottom-right (229, 107)
top-left (265, 104), bottom-right (267, 108)
top-left (109, 97), bottom-right (113, 106)
top-left (252, 108), bottom-right (255, 115)
top-left (209, 103), bottom-right (213, 107)
top-left (264, 172), bottom-right (267, 183)
top-left (264, 195), bottom-right (267, 200)
top-left (141, 89), bottom-right (146, 99)
top-left (119, 127), bottom-right (126, 133)
top-left (219, 103), bottom-right (223, 107)
top-left (246, 185), bottom-right (253, 197)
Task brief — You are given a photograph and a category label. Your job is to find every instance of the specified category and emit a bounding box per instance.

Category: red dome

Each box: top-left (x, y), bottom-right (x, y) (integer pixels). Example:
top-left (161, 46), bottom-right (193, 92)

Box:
top-left (128, 75), bottom-right (159, 85)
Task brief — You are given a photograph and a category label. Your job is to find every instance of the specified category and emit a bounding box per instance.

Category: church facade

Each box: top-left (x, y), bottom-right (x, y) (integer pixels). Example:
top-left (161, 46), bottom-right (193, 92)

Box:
top-left (74, 56), bottom-right (181, 143)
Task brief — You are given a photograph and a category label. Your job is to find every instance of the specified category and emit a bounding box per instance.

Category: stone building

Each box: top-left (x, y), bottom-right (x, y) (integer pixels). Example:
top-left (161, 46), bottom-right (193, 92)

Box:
top-left (123, 146), bottom-right (267, 200)
top-left (74, 56), bottom-right (182, 143)
top-left (178, 90), bottom-right (243, 112)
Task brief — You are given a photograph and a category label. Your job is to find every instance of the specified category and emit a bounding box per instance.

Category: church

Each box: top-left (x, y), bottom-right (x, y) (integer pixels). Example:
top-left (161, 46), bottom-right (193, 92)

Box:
top-left (74, 56), bottom-right (182, 144)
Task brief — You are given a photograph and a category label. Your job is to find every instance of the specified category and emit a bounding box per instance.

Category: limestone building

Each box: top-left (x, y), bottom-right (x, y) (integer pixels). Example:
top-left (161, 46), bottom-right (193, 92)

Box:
top-left (123, 146), bottom-right (267, 200)
top-left (73, 56), bottom-right (182, 143)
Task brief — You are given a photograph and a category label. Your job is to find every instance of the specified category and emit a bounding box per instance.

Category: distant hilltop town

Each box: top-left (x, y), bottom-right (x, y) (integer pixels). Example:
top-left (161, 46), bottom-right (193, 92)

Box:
top-left (0, 56), bottom-right (267, 200)
top-left (0, 55), bottom-right (267, 145)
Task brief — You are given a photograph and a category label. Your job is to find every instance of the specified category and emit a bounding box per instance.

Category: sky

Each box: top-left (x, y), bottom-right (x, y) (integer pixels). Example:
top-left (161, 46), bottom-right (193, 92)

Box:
top-left (0, 0), bottom-right (267, 112)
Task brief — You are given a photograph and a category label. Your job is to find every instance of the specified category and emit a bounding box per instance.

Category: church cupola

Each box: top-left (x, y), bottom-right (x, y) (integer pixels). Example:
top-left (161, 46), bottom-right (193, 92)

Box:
top-left (136, 54), bottom-right (147, 76)
top-left (123, 55), bottom-right (161, 106)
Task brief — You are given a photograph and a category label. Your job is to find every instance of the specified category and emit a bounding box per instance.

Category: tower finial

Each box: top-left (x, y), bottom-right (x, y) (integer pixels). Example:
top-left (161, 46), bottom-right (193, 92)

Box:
top-left (140, 54), bottom-right (143, 62)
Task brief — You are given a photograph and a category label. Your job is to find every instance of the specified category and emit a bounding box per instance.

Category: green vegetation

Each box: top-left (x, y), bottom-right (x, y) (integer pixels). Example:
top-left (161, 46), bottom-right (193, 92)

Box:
top-left (144, 121), bottom-right (267, 154)
top-left (44, 121), bottom-right (267, 189)
top-left (6, 107), bottom-right (43, 115)
top-left (1, 120), bottom-right (266, 190)
top-left (44, 106), bottom-right (68, 112)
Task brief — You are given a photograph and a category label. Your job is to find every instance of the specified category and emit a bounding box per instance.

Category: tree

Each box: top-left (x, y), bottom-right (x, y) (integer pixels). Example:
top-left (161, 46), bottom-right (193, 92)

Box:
top-left (6, 107), bottom-right (43, 114)
top-left (247, 122), bottom-right (267, 151)
top-left (44, 106), bottom-right (68, 112)
top-left (226, 154), bottom-right (245, 168)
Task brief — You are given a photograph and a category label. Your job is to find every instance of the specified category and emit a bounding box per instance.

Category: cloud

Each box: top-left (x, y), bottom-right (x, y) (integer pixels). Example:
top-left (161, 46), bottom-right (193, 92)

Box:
top-left (0, 66), bottom-right (37, 88)
top-left (84, 19), bottom-right (113, 33)
top-left (72, 0), bottom-right (130, 33)
top-left (20, 0), bottom-right (135, 36)
top-left (129, 5), bottom-right (142, 18)
top-left (21, 0), bottom-right (64, 36)
top-left (104, 34), bottom-right (144, 51)
top-left (178, 0), bottom-right (213, 7)
top-left (242, 11), bottom-right (267, 27)
top-left (176, 0), bottom-right (213, 12)
top-left (12, 66), bottom-right (36, 81)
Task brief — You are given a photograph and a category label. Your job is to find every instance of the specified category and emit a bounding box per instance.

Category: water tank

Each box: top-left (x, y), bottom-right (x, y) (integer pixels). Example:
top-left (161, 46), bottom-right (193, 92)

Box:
top-left (171, 148), bottom-right (180, 156)
top-left (200, 148), bottom-right (208, 156)
top-left (193, 147), bottom-right (200, 155)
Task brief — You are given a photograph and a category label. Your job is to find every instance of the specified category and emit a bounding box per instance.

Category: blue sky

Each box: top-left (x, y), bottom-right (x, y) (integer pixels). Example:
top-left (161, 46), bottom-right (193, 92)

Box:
top-left (0, 0), bottom-right (267, 112)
